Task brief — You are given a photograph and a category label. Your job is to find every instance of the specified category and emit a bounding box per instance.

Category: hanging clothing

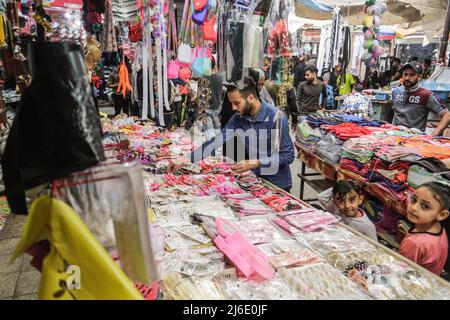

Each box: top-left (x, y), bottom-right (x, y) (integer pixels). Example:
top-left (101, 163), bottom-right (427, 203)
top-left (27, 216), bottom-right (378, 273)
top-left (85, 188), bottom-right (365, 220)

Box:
top-left (102, 0), bottom-right (118, 53)
top-left (0, 14), bottom-right (6, 47)
top-left (11, 196), bottom-right (143, 300)
top-left (227, 21), bottom-right (244, 83)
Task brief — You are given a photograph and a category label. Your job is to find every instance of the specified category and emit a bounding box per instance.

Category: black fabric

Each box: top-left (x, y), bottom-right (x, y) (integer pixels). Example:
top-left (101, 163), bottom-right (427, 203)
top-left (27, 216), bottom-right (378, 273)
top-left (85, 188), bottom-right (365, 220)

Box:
top-left (287, 87), bottom-right (299, 125)
top-left (204, 74), bottom-right (223, 110)
top-left (340, 26), bottom-right (351, 86)
top-left (1, 42), bottom-right (105, 214)
top-left (112, 93), bottom-right (130, 115)
top-left (227, 21), bottom-right (244, 83)
top-left (253, 0), bottom-right (272, 16)
top-left (219, 93), bottom-right (234, 128)
top-left (294, 61), bottom-right (306, 88)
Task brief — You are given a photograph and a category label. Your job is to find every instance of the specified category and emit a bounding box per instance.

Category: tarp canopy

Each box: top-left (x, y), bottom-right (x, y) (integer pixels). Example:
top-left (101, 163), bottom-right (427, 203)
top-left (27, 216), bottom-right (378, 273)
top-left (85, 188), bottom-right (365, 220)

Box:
top-left (294, 0), bottom-right (448, 39)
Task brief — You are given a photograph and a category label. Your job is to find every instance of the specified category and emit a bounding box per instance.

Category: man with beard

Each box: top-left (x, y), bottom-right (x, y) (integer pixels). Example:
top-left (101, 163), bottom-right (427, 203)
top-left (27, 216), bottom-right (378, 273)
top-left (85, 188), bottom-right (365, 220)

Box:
top-left (169, 77), bottom-right (295, 191)
top-left (392, 61), bottom-right (450, 136)
top-left (296, 65), bottom-right (327, 120)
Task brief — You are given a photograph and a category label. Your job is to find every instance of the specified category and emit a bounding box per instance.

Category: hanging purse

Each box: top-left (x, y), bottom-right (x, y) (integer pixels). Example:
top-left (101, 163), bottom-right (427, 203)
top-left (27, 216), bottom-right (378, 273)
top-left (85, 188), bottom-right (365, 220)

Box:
top-left (192, 3), bottom-right (209, 25)
top-left (202, 16), bottom-right (216, 42)
top-left (194, 0), bottom-right (208, 11)
top-left (203, 57), bottom-right (211, 76)
top-left (167, 60), bottom-right (180, 79)
top-left (177, 43), bottom-right (192, 64)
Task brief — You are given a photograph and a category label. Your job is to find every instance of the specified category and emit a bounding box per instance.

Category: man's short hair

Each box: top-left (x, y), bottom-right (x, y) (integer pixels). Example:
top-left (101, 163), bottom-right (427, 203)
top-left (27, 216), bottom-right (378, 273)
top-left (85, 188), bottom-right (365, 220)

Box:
top-left (352, 83), bottom-right (364, 92)
top-left (305, 65), bottom-right (318, 74)
top-left (227, 76), bottom-right (258, 98)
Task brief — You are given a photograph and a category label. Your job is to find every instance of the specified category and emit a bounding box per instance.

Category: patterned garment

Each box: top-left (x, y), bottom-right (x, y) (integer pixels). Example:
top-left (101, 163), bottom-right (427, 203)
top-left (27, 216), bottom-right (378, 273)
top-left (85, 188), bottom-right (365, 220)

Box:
top-left (102, 0), bottom-right (118, 53)
top-left (112, 0), bottom-right (138, 22)
top-left (392, 86), bottom-right (448, 132)
top-left (340, 93), bottom-right (374, 117)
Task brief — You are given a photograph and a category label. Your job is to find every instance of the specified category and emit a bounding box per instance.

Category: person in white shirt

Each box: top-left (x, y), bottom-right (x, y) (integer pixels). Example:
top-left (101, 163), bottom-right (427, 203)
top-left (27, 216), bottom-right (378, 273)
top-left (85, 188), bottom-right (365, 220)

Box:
top-left (339, 83), bottom-right (374, 118)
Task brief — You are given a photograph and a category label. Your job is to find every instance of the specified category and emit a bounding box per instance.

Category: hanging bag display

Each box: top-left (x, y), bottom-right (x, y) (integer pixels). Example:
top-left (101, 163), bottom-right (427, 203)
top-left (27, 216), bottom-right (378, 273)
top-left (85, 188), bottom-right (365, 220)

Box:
top-left (177, 43), bottom-right (192, 64)
top-left (203, 56), bottom-right (211, 76)
top-left (192, 3), bottom-right (209, 25)
top-left (192, 54), bottom-right (205, 77)
top-left (194, 0), bottom-right (208, 11)
top-left (202, 16), bottom-right (216, 42)
top-left (167, 60), bottom-right (180, 79)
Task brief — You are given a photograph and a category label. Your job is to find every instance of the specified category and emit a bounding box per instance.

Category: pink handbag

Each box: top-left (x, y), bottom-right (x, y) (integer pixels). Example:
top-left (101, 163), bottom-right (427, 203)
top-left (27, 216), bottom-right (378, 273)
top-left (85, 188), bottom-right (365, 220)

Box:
top-left (214, 218), bottom-right (275, 282)
top-left (167, 60), bottom-right (180, 79)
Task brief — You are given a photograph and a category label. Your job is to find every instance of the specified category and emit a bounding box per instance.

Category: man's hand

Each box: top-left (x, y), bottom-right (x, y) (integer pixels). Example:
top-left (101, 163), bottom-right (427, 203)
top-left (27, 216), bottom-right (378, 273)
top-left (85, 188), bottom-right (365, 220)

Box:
top-left (231, 160), bottom-right (260, 174)
top-left (168, 157), bottom-right (190, 173)
top-left (291, 122), bottom-right (298, 132)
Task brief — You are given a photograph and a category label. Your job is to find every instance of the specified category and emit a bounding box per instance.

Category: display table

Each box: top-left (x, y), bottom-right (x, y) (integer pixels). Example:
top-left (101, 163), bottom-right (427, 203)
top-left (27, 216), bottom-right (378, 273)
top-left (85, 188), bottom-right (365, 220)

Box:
top-left (294, 142), bottom-right (337, 201)
top-left (97, 116), bottom-right (450, 300)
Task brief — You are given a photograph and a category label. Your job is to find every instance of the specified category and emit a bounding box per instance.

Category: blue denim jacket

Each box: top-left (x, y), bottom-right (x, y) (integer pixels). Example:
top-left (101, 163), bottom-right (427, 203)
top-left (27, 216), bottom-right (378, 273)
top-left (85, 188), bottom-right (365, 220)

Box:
top-left (190, 102), bottom-right (295, 189)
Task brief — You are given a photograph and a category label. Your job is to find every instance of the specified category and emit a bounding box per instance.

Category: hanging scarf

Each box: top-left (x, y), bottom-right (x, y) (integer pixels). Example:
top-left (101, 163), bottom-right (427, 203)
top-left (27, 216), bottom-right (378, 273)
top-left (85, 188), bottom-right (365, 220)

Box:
top-left (102, 0), bottom-right (118, 53)
top-left (341, 26), bottom-right (351, 83)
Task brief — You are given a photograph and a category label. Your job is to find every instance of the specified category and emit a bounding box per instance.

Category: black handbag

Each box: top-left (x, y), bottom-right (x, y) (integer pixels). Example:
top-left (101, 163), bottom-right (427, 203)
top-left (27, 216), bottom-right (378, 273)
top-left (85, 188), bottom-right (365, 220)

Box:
top-left (1, 42), bottom-right (105, 214)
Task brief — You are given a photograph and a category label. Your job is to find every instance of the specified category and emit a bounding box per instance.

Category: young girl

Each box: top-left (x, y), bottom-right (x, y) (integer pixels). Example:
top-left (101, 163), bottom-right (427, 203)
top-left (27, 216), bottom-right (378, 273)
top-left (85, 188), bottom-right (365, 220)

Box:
top-left (399, 182), bottom-right (450, 275)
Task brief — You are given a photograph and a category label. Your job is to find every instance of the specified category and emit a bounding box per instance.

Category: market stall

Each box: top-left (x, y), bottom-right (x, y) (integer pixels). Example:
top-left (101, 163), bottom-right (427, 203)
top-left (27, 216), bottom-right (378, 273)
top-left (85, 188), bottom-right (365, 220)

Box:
top-left (294, 111), bottom-right (450, 247)
top-left (1, 0), bottom-right (450, 302)
top-left (91, 115), bottom-right (450, 300)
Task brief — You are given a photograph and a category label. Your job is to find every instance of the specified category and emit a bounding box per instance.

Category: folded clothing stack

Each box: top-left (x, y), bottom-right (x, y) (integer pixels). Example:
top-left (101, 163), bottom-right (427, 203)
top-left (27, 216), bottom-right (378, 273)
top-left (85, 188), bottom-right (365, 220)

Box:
top-left (316, 133), bottom-right (344, 164)
top-left (295, 120), bottom-right (323, 151)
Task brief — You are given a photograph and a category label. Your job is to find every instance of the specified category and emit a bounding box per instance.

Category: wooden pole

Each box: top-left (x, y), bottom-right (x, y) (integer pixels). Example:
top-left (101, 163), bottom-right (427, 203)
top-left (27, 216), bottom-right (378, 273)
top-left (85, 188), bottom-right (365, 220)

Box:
top-left (439, 0), bottom-right (450, 66)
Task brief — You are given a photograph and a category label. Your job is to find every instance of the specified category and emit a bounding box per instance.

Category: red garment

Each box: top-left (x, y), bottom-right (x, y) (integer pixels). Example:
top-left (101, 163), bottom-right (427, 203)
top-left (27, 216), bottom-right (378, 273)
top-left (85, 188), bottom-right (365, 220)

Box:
top-left (399, 228), bottom-right (448, 276)
top-left (325, 123), bottom-right (384, 140)
top-left (369, 159), bottom-right (410, 184)
top-left (25, 240), bottom-right (50, 272)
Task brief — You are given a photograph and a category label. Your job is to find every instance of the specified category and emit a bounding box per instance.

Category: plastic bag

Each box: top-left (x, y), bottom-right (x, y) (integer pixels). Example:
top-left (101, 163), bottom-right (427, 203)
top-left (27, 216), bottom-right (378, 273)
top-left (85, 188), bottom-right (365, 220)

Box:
top-left (1, 42), bottom-right (105, 214)
top-left (177, 43), bottom-right (192, 65)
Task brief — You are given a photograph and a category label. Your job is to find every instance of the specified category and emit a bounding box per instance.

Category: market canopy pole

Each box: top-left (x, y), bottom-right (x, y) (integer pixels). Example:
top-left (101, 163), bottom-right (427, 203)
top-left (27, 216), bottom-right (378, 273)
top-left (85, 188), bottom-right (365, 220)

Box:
top-left (439, 0), bottom-right (450, 65)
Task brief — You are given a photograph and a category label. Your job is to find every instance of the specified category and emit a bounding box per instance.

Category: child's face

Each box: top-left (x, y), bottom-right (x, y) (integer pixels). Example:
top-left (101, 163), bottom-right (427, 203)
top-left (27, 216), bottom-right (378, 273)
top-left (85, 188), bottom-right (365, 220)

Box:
top-left (407, 187), bottom-right (449, 225)
top-left (333, 190), bottom-right (364, 218)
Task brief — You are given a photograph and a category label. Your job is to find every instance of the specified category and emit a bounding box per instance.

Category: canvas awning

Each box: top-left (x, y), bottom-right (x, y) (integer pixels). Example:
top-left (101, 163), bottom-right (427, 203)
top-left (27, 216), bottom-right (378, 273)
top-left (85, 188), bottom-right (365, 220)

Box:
top-left (294, 0), bottom-right (448, 39)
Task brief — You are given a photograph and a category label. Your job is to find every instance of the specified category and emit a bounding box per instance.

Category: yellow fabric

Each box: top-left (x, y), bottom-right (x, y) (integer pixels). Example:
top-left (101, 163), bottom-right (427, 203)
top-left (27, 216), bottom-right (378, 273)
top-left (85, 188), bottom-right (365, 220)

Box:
top-left (337, 73), bottom-right (356, 96)
top-left (0, 15), bottom-right (6, 47)
top-left (12, 196), bottom-right (143, 300)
